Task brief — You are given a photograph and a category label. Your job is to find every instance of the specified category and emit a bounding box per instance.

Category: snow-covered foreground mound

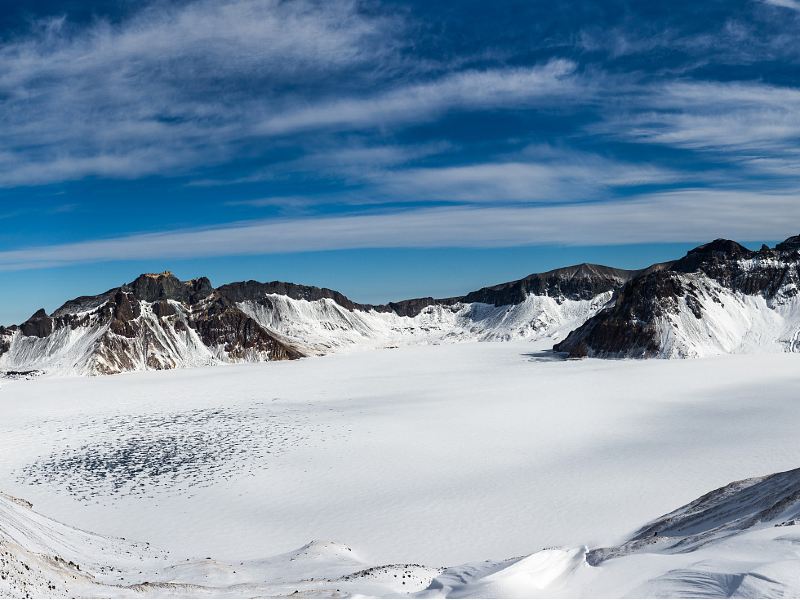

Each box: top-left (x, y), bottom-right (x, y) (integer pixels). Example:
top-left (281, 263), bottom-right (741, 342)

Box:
top-left (6, 466), bottom-right (800, 598)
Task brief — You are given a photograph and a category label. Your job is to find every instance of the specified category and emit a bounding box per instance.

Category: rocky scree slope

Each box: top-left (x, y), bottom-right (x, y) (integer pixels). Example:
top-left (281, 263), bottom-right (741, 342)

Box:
top-left (555, 235), bottom-right (800, 358)
top-left (0, 265), bottom-right (635, 375)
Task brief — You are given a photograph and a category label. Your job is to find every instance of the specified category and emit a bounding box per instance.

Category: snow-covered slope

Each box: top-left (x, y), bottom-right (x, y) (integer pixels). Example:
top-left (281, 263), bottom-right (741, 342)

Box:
top-left (0, 264), bottom-right (632, 375)
top-left (237, 291), bottom-right (615, 354)
top-left (556, 236), bottom-right (800, 358)
top-left (7, 466), bottom-right (800, 598)
top-left (0, 490), bottom-right (440, 598)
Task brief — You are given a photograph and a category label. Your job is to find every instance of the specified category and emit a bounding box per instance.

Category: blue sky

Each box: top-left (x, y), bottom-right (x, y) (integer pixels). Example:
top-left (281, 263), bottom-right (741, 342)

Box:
top-left (0, 0), bottom-right (798, 322)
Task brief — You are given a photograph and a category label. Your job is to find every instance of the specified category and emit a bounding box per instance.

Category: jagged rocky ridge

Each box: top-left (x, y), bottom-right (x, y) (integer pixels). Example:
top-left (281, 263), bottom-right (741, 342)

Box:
top-left (555, 235), bottom-right (800, 358)
top-left (0, 265), bottom-right (635, 375)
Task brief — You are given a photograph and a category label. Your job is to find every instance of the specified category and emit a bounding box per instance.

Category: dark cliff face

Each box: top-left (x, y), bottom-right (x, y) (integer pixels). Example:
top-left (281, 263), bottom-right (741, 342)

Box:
top-left (460, 264), bottom-right (637, 306)
top-left (191, 296), bottom-right (303, 361)
top-left (217, 280), bottom-right (368, 312)
top-left (19, 309), bottom-right (54, 338)
top-left (126, 272), bottom-right (214, 304)
top-left (554, 270), bottom-right (694, 358)
top-left (555, 236), bottom-right (800, 359)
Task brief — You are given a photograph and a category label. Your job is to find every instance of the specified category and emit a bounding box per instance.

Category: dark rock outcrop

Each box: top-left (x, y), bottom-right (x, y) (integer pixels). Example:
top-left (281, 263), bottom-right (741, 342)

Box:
top-left (20, 309), bottom-right (54, 338)
top-left (218, 280), bottom-right (367, 312)
top-left (192, 296), bottom-right (302, 361)
top-left (460, 264), bottom-right (637, 306)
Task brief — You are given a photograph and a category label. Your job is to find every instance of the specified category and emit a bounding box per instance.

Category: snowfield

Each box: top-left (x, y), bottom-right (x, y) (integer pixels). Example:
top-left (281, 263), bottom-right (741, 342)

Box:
top-left (3, 341), bottom-right (800, 596)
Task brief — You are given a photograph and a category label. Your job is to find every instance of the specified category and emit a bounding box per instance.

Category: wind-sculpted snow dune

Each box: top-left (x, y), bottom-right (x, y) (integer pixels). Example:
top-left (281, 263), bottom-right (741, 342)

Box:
top-left (6, 467), bottom-right (800, 598)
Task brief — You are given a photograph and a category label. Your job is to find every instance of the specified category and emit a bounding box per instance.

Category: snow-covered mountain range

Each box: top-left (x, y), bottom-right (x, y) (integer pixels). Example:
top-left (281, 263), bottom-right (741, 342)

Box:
top-left (0, 264), bottom-right (634, 375)
top-left (3, 234), bottom-right (800, 375)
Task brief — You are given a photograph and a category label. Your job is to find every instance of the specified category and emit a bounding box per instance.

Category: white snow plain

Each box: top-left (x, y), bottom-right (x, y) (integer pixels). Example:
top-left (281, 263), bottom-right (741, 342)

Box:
top-left (3, 340), bottom-right (800, 596)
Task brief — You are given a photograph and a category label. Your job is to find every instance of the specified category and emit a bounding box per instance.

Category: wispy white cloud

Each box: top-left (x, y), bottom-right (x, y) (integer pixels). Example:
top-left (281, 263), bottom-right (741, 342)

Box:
top-left (762, 0), bottom-right (800, 11)
top-left (0, 0), bottom-right (400, 186)
top-left (207, 143), bottom-right (684, 204)
top-left (254, 59), bottom-right (584, 136)
top-left (364, 150), bottom-right (682, 203)
top-left (0, 0), bottom-right (594, 188)
top-left (0, 188), bottom-right (796, 270)
top-left (598, 79), bottom-right (800, 180)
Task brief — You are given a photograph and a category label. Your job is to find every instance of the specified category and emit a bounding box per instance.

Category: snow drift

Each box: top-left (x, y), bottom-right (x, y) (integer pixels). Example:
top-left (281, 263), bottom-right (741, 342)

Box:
top-left (6, 466), bottom-right (800, 598)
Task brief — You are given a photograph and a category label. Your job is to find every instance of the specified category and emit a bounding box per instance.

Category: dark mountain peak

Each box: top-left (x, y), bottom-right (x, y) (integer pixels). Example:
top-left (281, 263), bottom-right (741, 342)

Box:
top-left (20, 308), bottom-right (54, 338)
top-left (688, 239), bottom-right (752, 258)
top-left (28, 308), bottom-right (49, 320)
top-left (125, 271), bottom-right (213, 304)
top-left (554, 234), bottom-right (800, 359)
top-left (672, 239), bottom-right (755, 274)
top-left (776, 235), bottom-right (800, 252)
top-left (217, 280), bottom-right (365, 312)
top-left (458, 263), bottom-right (637, 307)
top-left (534, 263), bottom-right (634, 281)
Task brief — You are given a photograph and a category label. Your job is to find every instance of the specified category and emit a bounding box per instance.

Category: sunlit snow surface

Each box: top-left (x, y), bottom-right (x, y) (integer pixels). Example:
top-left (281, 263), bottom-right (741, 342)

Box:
top-left (3, 341), bottom-right (800, 596)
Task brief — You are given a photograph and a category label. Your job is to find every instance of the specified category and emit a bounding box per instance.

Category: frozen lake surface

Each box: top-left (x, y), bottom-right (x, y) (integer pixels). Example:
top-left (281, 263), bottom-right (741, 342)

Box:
top-left (2, 340), bottom-right (800, 568)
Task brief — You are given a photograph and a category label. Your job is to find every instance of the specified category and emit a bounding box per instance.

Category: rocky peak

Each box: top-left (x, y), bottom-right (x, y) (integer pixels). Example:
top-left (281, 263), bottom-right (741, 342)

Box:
top-left (666, 240), bottom-right (762, 295)
top-left (217, 280), bottom-right (364, 311)
top-left (459, 263), bottom-right (637, 306)
top-left (672, 239), bottom-right (754, 273)
top-left (554, 235), bottom-right (800, 359)
top-left (20, 308), bottom-right (54, 338)
top-left (126, 272), bottom-right (213, 304)
top-left (776, 235), bottom-right (800, 253)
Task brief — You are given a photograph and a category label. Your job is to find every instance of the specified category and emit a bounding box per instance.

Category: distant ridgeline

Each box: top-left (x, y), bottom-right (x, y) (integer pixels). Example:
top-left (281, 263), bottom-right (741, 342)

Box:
top-left (2, 235), bottom-right (800, 375)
